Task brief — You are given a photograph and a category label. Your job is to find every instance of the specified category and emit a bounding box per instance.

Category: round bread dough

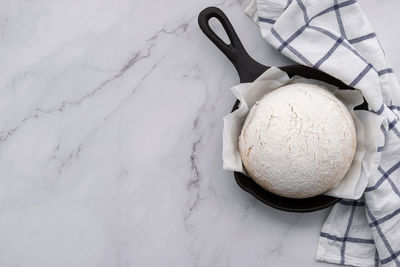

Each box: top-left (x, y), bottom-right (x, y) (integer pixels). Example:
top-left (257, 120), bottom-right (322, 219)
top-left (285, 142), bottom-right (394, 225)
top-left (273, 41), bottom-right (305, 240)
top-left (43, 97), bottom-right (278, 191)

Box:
top-left (238, 83), bottom-right (357, 199)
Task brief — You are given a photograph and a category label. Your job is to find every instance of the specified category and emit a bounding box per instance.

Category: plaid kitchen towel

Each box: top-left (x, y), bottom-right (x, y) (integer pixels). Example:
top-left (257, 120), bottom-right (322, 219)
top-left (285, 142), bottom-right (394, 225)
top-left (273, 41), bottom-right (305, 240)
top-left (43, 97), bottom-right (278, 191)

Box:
top-left (245, 0), bottom-right (400, 266)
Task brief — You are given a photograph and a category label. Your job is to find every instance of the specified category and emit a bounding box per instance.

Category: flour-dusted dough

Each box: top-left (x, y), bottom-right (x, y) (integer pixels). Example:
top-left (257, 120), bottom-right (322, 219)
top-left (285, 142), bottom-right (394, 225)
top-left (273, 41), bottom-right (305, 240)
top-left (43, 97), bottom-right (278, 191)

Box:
top-left (238, 83), bottom-right (357, 199)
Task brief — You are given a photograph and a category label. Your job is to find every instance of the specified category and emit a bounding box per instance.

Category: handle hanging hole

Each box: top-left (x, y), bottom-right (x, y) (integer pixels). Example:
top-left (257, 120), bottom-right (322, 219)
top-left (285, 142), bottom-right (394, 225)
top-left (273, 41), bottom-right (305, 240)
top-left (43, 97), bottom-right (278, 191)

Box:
top-left (209, 17), bottom-right (231, 45)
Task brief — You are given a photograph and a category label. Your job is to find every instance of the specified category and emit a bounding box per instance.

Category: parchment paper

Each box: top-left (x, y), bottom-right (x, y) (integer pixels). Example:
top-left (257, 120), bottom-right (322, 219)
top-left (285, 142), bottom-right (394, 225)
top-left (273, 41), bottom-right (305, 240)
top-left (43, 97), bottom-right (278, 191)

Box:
top-left (223, 67), bottom-right (383, 199)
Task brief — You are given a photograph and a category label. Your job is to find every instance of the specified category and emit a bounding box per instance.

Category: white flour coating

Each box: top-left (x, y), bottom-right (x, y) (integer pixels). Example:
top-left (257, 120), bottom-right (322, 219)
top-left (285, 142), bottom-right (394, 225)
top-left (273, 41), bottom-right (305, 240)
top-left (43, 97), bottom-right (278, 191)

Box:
top-left (239, 83), bottom-right (357, 199)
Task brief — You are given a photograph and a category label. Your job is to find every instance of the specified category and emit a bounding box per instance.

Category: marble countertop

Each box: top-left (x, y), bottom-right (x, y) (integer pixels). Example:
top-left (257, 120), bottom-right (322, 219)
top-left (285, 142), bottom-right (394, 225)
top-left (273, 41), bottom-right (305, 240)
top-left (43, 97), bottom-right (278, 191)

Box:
top-left (0, 0), bottom-right (399, 266)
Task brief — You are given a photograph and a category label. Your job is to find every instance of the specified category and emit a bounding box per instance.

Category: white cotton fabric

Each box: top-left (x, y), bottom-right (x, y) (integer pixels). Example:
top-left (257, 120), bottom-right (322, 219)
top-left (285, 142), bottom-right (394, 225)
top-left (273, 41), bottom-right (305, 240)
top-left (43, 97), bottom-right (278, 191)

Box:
top-left (243, 0), bottom-right (400, 266)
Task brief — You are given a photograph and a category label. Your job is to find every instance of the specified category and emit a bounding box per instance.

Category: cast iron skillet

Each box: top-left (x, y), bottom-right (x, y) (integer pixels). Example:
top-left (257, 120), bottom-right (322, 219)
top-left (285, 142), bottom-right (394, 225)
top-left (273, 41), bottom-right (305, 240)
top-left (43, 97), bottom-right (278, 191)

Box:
top-left (198, 7), bottom-right (367, 212)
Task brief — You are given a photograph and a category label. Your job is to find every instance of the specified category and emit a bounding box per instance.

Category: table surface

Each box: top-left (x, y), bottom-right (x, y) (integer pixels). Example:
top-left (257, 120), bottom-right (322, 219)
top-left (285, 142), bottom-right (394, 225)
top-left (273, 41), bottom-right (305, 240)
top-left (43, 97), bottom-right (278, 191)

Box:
top-left (0, 0), bottom-right (399, 266)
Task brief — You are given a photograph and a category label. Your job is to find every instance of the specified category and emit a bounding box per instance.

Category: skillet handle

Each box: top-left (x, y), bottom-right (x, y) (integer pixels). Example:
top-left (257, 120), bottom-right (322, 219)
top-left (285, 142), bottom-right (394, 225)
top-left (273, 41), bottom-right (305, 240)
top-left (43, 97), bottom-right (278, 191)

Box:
top-left (198, 7), bottom-right (268, 83)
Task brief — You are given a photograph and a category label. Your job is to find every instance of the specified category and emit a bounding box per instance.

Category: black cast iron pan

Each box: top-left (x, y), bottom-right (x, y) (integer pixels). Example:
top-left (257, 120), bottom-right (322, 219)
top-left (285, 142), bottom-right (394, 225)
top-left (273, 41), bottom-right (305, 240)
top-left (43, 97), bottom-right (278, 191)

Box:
top-left (198, 7), bottom-right (368, 212)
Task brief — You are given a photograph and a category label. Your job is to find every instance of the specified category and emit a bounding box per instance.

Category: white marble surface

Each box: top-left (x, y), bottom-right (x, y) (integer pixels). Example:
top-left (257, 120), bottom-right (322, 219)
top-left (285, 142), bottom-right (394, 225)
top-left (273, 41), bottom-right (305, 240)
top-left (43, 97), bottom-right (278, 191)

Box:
top-left (0, 0), bottom-right (399, 266)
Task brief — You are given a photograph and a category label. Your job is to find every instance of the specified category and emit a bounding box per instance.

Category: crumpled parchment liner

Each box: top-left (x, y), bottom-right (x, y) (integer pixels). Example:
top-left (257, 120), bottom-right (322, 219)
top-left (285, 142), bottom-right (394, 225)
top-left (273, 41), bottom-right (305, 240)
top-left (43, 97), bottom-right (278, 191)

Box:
top-left (223, 67), bottom-right (383, 199)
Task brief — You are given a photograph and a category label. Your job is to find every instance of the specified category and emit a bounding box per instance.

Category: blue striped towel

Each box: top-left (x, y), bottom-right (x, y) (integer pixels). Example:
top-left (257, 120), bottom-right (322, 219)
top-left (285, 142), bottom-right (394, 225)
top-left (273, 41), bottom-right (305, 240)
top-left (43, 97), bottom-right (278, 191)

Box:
top-left (245, 0), bottom-right (400, 266)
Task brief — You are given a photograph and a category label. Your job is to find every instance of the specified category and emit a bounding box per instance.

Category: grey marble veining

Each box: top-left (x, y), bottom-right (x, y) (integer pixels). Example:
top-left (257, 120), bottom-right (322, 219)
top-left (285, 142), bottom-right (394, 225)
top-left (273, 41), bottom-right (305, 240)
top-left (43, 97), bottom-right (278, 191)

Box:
top-left (0, 0), bottom-right (399, 266)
